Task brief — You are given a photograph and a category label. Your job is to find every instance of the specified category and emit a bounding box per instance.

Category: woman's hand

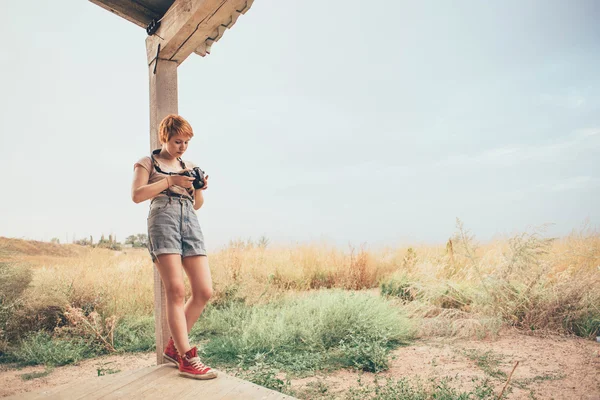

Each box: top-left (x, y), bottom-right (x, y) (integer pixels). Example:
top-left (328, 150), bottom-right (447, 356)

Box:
top-left (200, 175), bottom-right (209, 190)
top-left (193, 175), bottom-right (208, 210)
top-left (168, 175), bottom-right (195, 188)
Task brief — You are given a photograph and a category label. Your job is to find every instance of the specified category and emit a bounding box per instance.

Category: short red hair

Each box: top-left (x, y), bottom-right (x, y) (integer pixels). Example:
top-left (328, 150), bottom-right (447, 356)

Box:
top-left (159, 114), bottom-right (194, 143)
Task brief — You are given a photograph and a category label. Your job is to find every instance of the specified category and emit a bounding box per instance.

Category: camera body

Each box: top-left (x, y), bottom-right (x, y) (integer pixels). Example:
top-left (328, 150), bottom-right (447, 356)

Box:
top-left (182, 167), bottom-right (206, 189)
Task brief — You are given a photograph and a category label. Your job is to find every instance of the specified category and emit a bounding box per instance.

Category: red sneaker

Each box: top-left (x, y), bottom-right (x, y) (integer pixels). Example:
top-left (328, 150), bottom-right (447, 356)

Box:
top-left (179, 346), bottom-right (217, 380)
top-left (163, 337), bottom-right (180, 366)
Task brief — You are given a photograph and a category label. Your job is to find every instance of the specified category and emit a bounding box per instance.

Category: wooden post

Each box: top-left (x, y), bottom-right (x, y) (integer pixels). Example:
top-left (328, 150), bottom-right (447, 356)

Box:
top-left (148, 57), bottom-right (178, 365)
top-left (89, 0), bottom-right (254, 367)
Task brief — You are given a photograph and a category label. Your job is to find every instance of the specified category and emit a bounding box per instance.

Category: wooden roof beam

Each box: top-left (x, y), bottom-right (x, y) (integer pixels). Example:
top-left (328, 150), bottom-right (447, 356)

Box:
top-left (88, 0), bottom-right (162, 28)
top-left (145, 0), bottom-right (253, 66)
top-left (194, 0), bottom-right (253, 57)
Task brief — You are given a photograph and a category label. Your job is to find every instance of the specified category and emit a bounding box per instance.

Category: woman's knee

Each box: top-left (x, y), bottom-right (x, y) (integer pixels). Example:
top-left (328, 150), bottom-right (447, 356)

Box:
top-left (192, 287), bottom-right (213, 303)
top-left (165, 283), bottom-right (186, 304)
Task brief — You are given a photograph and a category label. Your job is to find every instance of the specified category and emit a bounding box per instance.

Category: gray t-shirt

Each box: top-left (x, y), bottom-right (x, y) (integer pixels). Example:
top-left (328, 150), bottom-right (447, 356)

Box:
top-left (134, 156), bottom-right (197, 200)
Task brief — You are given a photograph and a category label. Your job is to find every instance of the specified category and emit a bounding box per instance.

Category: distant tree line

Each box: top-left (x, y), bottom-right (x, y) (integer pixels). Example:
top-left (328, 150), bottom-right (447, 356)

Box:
top-left (68, 233), bottom-right (149, 251)
top-left (125, 234), bottom-right (148, 248)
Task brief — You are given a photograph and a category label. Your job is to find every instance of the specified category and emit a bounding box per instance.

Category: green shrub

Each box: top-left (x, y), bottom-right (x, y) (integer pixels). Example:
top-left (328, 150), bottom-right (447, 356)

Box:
top-left (1, 315), bottom-right (155, 366)
top-left (380, 279), bottom-right (417, 301)
top-left (210, 284), bottom-right (246, 309)
top-left (195, 290), bottom-right (414, 374)
top-left (338, 332), bottom-right (390, 372)
top-left (308, 270), bottom-right (336, 289)
top-left (113, 315), bottom-right (155, 352)
top-left (20, 367), bottom-right (54, 380)
top-left (236, 357), bottom-right (291, 393)
top-left (11, 332), bottom-right (102, 366)
top-left (568, 313), bottom-right (600, 338)
top-left (0, 262), bottom-right (33, 343)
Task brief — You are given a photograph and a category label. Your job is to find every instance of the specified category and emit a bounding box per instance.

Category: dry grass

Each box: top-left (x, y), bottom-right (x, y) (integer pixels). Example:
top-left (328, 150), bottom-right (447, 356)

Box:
top-left (2, 222), bottom-right (599, 343)
top-left (24, 249), bottom-right (155, 318)
top-left (0, 237), bottom-right (77, 259)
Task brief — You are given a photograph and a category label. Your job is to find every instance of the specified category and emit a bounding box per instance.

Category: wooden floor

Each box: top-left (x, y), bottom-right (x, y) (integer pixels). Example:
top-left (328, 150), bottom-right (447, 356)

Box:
top-left (6, 364), bottom-right (297, 399)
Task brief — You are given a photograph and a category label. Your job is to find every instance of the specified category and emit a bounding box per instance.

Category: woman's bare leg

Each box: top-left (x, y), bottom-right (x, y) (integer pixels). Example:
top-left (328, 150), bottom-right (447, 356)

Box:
top-left (182, 255), bottom-right (213, 332)
top-left (154, 254), bottom-right (192, 355)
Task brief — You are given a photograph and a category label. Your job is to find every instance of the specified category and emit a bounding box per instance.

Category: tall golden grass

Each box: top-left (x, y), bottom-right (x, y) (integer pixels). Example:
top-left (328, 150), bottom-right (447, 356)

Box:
top-left (2, 222), bottom-right (599, 341)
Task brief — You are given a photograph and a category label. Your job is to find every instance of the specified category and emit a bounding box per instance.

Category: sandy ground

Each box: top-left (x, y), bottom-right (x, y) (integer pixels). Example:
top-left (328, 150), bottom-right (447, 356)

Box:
top-left (290, 333), bottom-right (600, 399)
top-left (1, 333), bottom-right (599, 399)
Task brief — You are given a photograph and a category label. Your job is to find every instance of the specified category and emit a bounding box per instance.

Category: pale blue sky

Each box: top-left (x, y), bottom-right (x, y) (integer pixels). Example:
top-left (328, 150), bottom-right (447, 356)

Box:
top-left (1, 0), bottom-right (598, 248)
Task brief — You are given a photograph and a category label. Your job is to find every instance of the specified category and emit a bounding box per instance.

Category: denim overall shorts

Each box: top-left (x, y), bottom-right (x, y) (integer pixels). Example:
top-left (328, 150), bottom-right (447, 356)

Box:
top-left (147, 195), bottom-right (206, 262)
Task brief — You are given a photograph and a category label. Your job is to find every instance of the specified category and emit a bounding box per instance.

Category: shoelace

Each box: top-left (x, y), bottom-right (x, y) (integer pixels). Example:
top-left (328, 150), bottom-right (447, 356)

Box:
top-left (186, 356), bottom-right (212, 373)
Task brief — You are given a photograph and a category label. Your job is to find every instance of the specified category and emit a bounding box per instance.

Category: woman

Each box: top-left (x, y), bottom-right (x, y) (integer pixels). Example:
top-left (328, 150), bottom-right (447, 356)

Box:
top-left (131, 114), bottom-right (216, 380)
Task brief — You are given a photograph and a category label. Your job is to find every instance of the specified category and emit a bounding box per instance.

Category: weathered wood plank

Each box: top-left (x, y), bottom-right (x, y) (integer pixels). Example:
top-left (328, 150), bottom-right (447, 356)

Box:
top-left (192, 0), bottom-right (252, 57)
top-left (44, 368), bottom-right (142, 399)
top-left (259, 391), bottom-right (296, 400)
top-left (186, 377), bottom-right (247, 399)
top-left (88, 0), bottom-right (163, 28)
top-left (216, 378), bottom-right (292, 400)
top-left (147, 56), bottom-right (179, 363)
top-left (174, 372), bottom-right (245, 399)
top-left (21, 369), bottom-right (143, 399)
top-left (6, 365), bottom-right (296, 400)
top-left (96, 365), bottom-right (175, 399)
top-left (134, 365), bottom-right (205, 398)
top-left (78, 366), bottom-right (166, 399)
top-left (145, 0), bottom-right (224, 64)
top-left (176, 370), bottom-right (293, 400)
top-left (4, 366), bottom-right (158, 400)
top-left (173, 0), bottom-right (246, 59)
top-left (218, 379), bottom-right (268, 399)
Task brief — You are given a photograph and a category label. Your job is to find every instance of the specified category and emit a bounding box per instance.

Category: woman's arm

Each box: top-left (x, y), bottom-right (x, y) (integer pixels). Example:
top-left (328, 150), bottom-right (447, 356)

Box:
top-left (131, 166), bottom-right (170, 203)
top-left (193, 189), bottom-right (204, 210)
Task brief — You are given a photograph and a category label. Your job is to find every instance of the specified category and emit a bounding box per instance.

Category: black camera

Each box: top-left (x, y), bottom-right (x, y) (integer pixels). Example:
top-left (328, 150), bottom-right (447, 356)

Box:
top-left (182, 167), bottom-right (206, 189)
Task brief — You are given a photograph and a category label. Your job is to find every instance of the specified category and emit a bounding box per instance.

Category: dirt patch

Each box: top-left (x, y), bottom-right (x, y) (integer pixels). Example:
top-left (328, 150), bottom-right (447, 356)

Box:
top-left (290, 332), bottom-right (600, 399)
top-left (1, 333), bottom-right (599, 399)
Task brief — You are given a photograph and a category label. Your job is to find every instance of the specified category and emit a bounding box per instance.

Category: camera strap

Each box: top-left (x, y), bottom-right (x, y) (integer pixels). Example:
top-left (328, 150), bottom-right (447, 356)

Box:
top-left (150, 149), bottom-right (193, 197)
top-left (151, 149), bottom-right (187, 175)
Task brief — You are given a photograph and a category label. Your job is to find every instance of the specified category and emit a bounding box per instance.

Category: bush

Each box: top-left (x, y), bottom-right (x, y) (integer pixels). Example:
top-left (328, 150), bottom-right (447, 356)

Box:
top-left (338, 332), bottom-right (390, 372)
top-left (236, 356), bottom-right (291, 393)
top-left (113, 315), bottom-right (155, 352)
top-left (0, 262), bottom-right (32, 302)
top-left (5, 302), bottom-right (66, 342)
top-left (210, 283), bottom-right (246, 309)
top-left (432, 284), bottom-right (473, 311)
top-left (565, 311), bottom-right (600, 338)
top-left (195, 290), bottom-right (414, 373)
top-left (0, 262), bottom-right (36, 344)
top-left (380, 279), bottom-right (418, 302)
top-left (11, 331), bottom-right (102, 366)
